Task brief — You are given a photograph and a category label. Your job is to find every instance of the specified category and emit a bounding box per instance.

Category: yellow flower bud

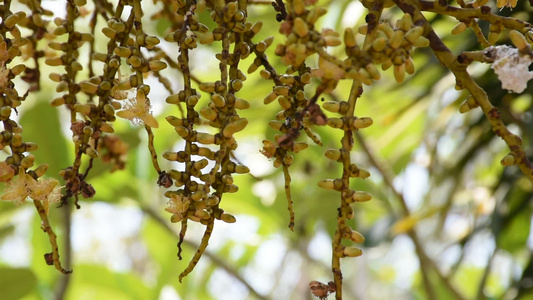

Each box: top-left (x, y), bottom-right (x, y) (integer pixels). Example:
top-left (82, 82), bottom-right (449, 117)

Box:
top-left (50, 97), bottom-right (65, 107)
top-left (452, 22), bottom-right (467, 35)
top-left (45, 57), bottom-right (63, 66)
top-left (211, 94), bottom-right (226, 107)
top-left (372, 37), bottom-right (388, 52)
top-left (510, 30), bottom-right (528, 50)
top-left (199, 82), bottom-right (216, 93)
top-left (413, 36), bottom-right (429, 47)
top-left (34, 164), bottom-right (49, 178)
top-left (318, 179), bottom-right (342, 190)
top-left (80, 81), bottom-right (99, 95)
top-left (350, 230), bottom-right (365, 243)
top-left (325, 149), bottom-right (342, 161)
top-left (344, 28), bottom-right (357, 48)
top-left (149, 60), bottom-right (167, 72)
top-left (343, 247), bottom-right (363, 257)
top-left (501, 154), bottom-right (516, 166)
top-left (220, 213), bottom-right (236, 223)
top-left (114, 46), bottom-right (132, 58)
top-left (175, 126), bottom-right (189, 138)
top-left (196, 132), bottom-right (216, 144)
top-left (293, 142), bottom-right (308, 153)
top-left (394, 64), bottom-right (405, 83)
top-left (264, 91), bottom-right (278, 105)
top-left (294, 17), bottom-right (309, 37)
top-left (223, 118), bottom-right (248, 138)
top-left (85, 147), bottom-right (99, 158)
top-left (350, 191), bottom-right (372, 203)
top-left (327, 118), bottom-right (343, 129)
top-left (234, 98), bottom-right (250, 109)
top-left (200, 107), bottom-right (218, 121)
top-left (389, 30), bottom-right (405, 49)
top-left (353, 117), bottom-right (373, 129)
top-left (405, 26), bottom-right (424, 44)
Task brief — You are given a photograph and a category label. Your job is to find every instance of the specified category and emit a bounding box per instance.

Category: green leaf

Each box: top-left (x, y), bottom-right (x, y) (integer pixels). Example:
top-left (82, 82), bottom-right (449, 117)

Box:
top-left (0, 267), bottom-right (37, 300)
top-left (20, 101), bottom-right (71, 178)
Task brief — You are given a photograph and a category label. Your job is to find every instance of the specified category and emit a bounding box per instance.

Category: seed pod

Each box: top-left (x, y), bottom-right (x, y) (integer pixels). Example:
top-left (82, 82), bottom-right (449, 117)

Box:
top-left (358, 24), bottom-right (368, 35)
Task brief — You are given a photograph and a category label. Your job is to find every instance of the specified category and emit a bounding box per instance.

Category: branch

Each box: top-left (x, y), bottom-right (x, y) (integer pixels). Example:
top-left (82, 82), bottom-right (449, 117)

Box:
top-left (54, 205), bottom-right (73, 300)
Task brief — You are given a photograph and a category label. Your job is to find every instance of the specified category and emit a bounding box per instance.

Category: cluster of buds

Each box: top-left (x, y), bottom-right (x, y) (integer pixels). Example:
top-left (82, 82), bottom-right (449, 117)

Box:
top-left (0, 0), bottom-right (73, 274)
top-left (159, 0), bottom-right (254, 282)
top-left (357, 14), bottom-right (429, 83)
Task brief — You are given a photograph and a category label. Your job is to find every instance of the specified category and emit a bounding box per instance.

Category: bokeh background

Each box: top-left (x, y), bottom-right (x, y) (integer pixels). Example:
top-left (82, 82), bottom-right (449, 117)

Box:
top-left (0, 0), bottom-right (532, 299)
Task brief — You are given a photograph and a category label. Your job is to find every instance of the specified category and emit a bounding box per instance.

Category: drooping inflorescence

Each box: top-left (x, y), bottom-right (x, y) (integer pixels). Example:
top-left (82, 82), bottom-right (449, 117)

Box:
top-left (0, 0), bottom-right (532, 299)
